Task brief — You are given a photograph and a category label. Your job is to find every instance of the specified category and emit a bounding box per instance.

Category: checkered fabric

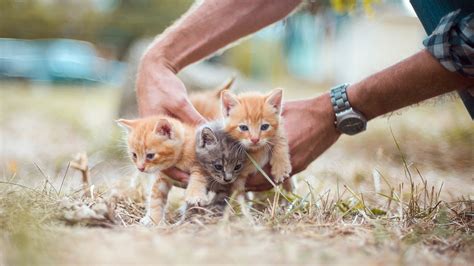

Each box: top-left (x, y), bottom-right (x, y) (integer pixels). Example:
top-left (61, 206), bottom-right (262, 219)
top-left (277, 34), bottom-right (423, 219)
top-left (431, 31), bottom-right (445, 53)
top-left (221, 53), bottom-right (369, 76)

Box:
top-left (423, 10), bottom-right (474, 78)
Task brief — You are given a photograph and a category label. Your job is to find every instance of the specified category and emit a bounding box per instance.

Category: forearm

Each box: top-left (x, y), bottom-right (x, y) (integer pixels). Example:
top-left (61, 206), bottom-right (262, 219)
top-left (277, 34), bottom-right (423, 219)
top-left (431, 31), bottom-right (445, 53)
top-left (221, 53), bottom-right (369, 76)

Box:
top-left (297, 49), bottom-right (473, 173)
top-left (144, 0), bottom-right (301, 72)
top-left (348, 49), bottom-right (474, 120)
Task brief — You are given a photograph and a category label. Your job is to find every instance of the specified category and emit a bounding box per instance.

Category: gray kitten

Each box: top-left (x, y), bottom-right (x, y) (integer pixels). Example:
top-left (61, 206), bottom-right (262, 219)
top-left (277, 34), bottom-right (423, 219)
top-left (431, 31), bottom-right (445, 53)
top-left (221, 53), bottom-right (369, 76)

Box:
top-left (195, 121), bottom-right (247, 210)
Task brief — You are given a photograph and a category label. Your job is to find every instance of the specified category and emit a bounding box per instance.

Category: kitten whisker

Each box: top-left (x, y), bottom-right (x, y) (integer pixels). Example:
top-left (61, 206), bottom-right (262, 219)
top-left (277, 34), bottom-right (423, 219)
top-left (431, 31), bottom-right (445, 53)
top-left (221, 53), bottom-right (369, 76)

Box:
top-left (209, 179), bottom-right (218, 191)
top-left (264, 139), bottom-right (276, 146)
top-left (263, 143), bottom-right (273, 155)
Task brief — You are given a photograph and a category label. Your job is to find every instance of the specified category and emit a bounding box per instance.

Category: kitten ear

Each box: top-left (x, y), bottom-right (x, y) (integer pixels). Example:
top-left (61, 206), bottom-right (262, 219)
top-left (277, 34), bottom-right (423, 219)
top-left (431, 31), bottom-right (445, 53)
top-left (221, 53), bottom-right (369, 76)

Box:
top-left (154, 119), bottom-right (173, 139)
top-left (200, 127), bottom-right (217, 147)
top-left (265, 88), bottom-right (283, 115)
top-left (116, 119), bottom-right (137, 133)
top-left (221, 90), bottom-right (239, 117)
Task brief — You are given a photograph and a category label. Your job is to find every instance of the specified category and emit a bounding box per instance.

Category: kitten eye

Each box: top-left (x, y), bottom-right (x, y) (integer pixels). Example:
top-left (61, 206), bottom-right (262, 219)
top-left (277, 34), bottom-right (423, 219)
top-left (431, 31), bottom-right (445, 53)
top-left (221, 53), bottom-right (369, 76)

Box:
top-left (131, 152), bottom-right (137, 159)
top-left (239, 125), bottom-right (249, 131)
top-left (234, 164), bottom-right (242, 171)
top-left (146, 153), bottom-right (155, 160)
top-left (214, 164), bottom-right (223, 171)
top-left (260, 124), bottom-right (270, 131)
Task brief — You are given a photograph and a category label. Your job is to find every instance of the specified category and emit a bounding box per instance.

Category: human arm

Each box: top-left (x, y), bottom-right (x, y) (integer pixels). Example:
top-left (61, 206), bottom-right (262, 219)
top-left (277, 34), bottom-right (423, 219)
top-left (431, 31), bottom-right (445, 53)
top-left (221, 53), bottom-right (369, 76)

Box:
top-left (248, 10), bottom-right (474, 190)
top-left (137, 0), bottom-right (302, 183)
top-left (348, 50), bottom-right (474, 120)
top-left (136, 0), bottom-right (302, 121)
top-left (246, 49), bottom-right (474, 191)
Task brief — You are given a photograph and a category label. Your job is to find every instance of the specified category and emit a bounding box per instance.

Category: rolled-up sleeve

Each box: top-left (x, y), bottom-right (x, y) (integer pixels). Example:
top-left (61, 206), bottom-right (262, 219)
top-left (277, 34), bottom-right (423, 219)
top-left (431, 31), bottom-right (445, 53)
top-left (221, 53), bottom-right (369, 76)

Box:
top-left (423, 10), bottom-right (474, 78)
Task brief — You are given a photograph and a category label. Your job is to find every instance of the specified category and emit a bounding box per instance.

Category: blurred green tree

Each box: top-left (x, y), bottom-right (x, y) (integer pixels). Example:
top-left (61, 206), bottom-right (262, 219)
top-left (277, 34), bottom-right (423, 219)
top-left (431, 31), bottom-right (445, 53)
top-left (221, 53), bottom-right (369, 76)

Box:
top-left (0, 0), bottom-right (381, 58)
top-left (0, 0), bottom-right (193, 58)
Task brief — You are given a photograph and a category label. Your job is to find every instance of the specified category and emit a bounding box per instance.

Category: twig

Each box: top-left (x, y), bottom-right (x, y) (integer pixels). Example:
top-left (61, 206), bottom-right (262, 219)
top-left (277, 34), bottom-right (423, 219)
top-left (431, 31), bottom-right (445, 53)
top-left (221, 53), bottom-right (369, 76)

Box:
top-left (34, 162), bottom-right (58, 194)
top-left (58, 162), bottom-right (70, 196)
top-left (70, 152), bottom-right (91, 196)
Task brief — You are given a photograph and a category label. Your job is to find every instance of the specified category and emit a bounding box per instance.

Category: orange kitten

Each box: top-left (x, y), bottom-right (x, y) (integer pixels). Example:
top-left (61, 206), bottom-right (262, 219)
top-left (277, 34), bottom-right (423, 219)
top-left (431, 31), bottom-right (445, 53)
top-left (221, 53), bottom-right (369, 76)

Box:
top-left (220, 89), bottom-right (293, 195)
top-left (117, 116), bottom-right (208, 224)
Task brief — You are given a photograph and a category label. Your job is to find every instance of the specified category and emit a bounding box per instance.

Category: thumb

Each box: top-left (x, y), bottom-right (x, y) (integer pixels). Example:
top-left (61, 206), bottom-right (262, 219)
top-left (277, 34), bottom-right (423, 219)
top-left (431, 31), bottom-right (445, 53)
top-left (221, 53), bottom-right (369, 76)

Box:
top-left (163, 167), bottom-right (190, 183)
top-left (172, 99), bottom-right (206, 125)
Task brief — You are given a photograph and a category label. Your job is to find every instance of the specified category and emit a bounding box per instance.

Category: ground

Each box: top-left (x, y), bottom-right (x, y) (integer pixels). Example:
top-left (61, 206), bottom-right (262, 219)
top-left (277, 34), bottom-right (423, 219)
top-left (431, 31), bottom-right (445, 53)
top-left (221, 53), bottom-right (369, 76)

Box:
top-left (0, 82), bottom-right (472, 265)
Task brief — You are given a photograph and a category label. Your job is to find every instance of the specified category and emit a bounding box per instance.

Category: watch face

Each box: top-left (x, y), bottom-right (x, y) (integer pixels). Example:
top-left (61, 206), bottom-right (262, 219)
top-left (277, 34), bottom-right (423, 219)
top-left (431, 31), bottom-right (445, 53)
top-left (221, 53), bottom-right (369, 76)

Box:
top-left (339, 117), bottom-right (365, 135)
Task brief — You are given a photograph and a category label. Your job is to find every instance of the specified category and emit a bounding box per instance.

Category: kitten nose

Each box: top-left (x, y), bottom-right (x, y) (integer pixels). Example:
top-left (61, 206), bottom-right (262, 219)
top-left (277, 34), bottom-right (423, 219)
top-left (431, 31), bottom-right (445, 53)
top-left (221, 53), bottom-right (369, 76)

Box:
top-left (224, 174), bottom-right (233, 182)
top-left (138, 167), bottom-right (145, 172)
top-left (250, 137), bottom-right (260, 144)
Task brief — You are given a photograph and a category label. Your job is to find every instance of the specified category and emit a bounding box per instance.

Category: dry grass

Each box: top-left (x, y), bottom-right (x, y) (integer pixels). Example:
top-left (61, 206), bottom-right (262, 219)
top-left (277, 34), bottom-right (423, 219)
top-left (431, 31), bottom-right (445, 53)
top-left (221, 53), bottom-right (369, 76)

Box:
top-left (1, 144), bottom-right (472, 265)
top-left (0, 84), bottom-right (473, 265)
top-left (0, 165), bottom-right (472, 265)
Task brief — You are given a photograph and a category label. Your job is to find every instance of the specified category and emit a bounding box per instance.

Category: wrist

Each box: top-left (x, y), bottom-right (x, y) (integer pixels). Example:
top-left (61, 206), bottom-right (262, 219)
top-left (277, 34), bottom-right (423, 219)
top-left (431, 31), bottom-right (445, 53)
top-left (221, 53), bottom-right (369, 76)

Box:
top-left (346, 82), bottom-right (378, 121)
top-left (309, 93), bottom-right (341, 138)
top-left (141, 45), bottom-right (179, 74)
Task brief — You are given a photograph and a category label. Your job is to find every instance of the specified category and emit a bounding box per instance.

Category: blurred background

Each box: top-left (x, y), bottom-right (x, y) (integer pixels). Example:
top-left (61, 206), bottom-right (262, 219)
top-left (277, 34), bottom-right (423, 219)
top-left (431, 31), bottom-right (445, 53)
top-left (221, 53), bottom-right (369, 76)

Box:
top-left (1, 1), bottom-right (473, 264)
top-left (0, 0), bottom-right (472, 195)
top-left (0, 0), bottom-right (421, 84)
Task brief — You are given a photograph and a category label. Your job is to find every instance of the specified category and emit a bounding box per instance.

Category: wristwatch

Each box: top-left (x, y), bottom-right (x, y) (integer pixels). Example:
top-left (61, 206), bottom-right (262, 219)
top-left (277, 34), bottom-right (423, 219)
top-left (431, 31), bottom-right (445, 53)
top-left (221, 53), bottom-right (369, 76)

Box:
top-left (330, 83), bottom-right (367, 135)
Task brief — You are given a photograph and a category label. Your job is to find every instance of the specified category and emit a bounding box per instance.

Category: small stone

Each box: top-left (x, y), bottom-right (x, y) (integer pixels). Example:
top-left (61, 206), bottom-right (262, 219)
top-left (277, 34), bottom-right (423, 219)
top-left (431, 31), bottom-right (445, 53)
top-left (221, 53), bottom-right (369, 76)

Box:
top-left (92, 202), bottom-right (109, 217)
top-left (63, 210), bottom-right (75, 221)
top-left (74, 205), bottom-right (97, 220)
top-left (59, 198), bottom-right (74, 209)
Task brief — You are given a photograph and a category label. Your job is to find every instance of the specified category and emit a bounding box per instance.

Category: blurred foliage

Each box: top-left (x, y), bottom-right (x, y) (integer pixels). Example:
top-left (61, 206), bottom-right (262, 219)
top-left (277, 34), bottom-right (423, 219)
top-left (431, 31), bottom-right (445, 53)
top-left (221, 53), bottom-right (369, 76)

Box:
top-left (0, 0), bottom-right (382, 59)
top-left (330, 0), bottom-right (381, 14)
top-left (0, 0), bottom-right (193, 58)
top-left (0, 0), bottom-right (384, 56)
top-left (302, 0), bottom-right (381, 15)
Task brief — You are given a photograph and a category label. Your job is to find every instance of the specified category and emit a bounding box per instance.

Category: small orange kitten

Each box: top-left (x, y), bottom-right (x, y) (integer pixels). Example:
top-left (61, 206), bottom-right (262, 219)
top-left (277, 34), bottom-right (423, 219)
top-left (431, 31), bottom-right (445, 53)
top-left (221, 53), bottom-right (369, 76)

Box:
top-left (220, 89), bottom-right (292, 195)
top-left (117, 116), bottom-right (208, 224)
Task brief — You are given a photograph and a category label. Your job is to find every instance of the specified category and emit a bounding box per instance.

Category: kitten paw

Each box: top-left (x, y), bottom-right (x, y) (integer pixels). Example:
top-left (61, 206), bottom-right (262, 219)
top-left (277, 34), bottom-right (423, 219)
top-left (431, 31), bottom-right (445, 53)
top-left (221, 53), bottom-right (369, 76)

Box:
top-left (185, 193), bottom-right (208, 206)
top-left (271, 162), bottom-right (292, 184)
top-left (185, 189), bottom-right (208, 206)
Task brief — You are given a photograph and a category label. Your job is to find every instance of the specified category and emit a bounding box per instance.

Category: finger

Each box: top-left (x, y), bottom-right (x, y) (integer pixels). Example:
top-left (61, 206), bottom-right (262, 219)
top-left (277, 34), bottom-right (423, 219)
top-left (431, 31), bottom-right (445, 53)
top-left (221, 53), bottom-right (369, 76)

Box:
top-left (245, 175), bottom-right (287, 191)
top-left (245, 182), bottom-right (274, 192)
top-left (162, 167), bottom-right (190, 183)
top-left (245, 172), bottom-right (276, 192)
top-left (246, 175), bottom-right (290, 191)
top-left (246, 165), bottom-right (275, 185)
top-left (171, 99), bottom-right (206, 125)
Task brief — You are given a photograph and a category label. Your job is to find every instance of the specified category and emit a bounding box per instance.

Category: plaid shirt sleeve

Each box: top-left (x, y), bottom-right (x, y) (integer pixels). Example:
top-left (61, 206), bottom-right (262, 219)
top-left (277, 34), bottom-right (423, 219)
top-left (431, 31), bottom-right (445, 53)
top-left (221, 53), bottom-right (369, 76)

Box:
top-left (423, 10), bottom-right (474, 78)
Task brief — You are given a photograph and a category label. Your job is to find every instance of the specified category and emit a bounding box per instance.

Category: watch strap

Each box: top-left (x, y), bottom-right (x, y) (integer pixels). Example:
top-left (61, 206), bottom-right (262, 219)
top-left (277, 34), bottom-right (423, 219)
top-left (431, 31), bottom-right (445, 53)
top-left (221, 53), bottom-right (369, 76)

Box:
top-left (330, 83), bottom-right (351, 113)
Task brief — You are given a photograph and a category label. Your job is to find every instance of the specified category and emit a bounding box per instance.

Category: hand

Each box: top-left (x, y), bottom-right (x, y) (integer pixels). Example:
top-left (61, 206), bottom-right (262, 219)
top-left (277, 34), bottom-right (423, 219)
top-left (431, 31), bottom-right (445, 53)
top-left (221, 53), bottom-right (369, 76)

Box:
top-left (163, 167), bottom-right (190, 183)
top-left (161, 93), bottom-right (340, 190)
top-left (136, 53), bottom-right (206, 183)
top-left (136, 54), bottom-right (205, 125)
top-left (245, 93), bottom-right (341, 191)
